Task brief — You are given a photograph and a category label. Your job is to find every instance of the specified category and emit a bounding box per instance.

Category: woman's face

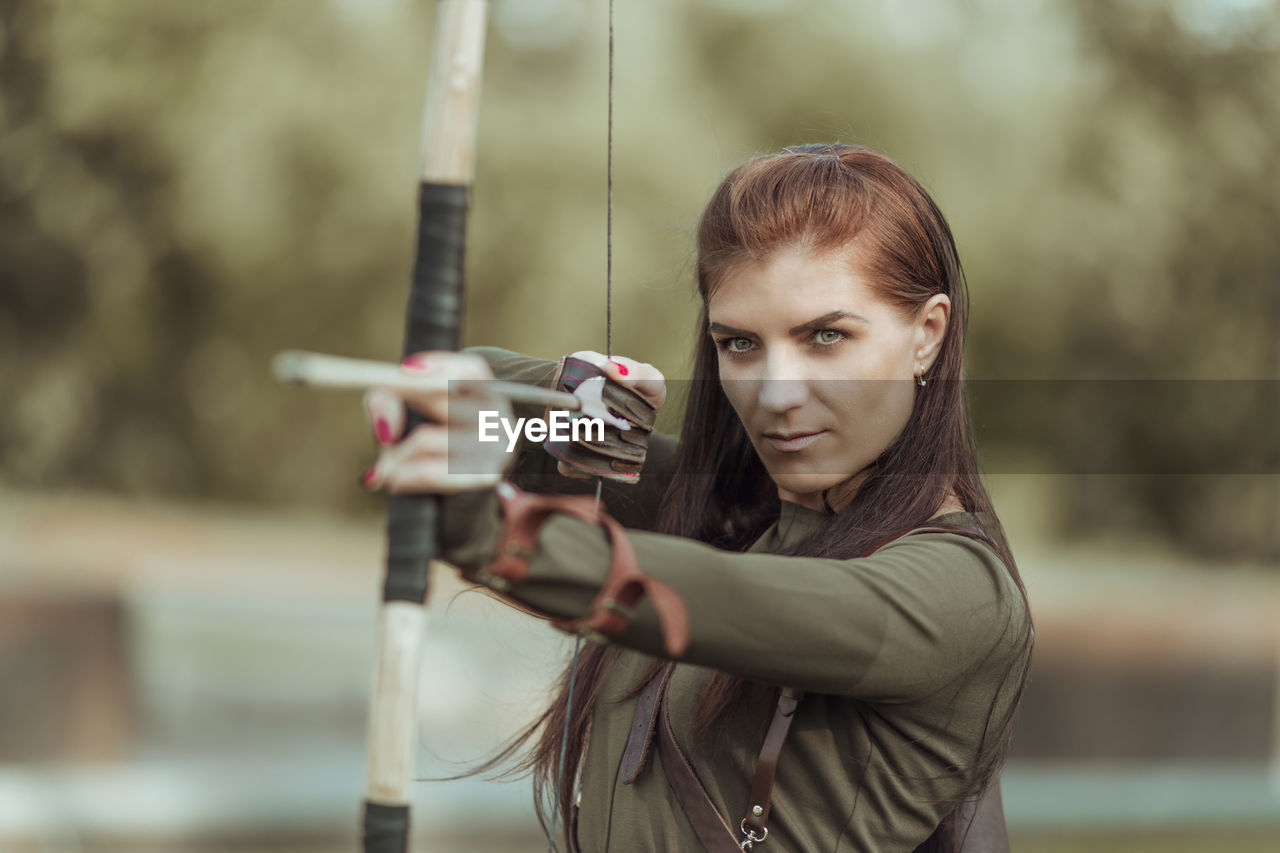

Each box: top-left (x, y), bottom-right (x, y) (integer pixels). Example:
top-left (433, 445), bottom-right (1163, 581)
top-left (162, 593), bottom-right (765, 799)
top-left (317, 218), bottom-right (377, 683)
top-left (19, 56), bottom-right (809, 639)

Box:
top-left (708, 245), bottom-right (949, 511)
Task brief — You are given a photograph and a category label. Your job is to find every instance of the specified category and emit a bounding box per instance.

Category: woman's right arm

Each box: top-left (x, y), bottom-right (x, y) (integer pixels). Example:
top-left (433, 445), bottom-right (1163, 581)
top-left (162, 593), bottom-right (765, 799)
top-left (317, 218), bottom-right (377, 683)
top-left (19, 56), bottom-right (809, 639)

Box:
top-left (465, 346), bottom-right (678, 531)
top-left (439, 486), bottom-right (1029, 703)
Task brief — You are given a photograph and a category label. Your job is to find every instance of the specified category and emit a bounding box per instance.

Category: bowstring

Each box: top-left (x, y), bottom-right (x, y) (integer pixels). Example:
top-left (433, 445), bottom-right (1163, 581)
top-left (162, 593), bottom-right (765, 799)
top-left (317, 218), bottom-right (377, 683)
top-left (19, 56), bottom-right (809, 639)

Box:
top-left (605, 0), bottom-right (614, 360)
top-left (547, 2), bottom-right (613, 850)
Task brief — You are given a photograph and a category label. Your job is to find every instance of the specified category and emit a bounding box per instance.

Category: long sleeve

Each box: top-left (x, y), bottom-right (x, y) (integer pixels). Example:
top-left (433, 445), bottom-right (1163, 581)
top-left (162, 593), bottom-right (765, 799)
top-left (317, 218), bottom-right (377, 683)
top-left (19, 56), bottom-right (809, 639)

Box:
top-left (441, 493), bottom-right (1029, 703)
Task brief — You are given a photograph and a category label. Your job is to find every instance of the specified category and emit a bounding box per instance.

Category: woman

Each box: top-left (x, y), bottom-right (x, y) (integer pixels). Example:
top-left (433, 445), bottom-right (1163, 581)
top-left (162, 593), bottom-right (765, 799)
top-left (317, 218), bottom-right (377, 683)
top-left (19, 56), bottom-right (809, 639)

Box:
top-left (362, 144), bottom-right (1033, 852)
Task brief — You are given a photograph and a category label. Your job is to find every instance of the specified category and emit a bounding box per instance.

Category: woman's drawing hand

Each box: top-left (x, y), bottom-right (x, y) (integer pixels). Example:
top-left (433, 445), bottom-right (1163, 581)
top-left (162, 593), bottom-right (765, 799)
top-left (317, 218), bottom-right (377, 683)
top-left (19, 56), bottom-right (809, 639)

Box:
top-left (555, 350), bottom-right (666, 480)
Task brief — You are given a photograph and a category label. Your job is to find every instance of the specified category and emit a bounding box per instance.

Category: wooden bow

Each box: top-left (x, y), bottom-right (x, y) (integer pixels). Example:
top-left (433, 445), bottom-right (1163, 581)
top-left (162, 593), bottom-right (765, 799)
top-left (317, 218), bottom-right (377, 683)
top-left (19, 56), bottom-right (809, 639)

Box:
top-left (361, 2), bottom-right (488, 851)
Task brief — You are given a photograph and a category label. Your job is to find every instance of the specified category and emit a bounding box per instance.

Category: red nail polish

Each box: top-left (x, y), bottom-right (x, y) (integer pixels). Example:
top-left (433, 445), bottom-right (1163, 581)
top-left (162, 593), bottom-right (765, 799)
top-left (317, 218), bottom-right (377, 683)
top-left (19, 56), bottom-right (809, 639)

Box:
top-left (400, 354), bottom-right (429, 371)
top-left (360, 464), bottom-right (378, 487)
top-left (611, 361), bottom-right (629, 376)
top-left (375, 417), bottom-right (394, 445)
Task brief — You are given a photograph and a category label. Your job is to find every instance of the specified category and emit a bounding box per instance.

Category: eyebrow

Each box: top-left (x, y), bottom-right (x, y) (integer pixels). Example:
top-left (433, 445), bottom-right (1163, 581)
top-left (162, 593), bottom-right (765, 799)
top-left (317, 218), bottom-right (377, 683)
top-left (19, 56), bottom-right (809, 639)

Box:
top-left (708, 311), bottom-right (870, 339)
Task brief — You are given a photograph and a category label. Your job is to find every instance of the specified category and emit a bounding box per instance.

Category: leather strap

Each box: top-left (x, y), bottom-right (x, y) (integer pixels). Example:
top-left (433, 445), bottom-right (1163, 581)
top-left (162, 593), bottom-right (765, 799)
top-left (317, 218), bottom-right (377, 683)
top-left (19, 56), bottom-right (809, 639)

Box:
top-left (489, 484), bottom-right (601, 585)
top-left (655, 676), bottom-right (743, 853)
top-left (621, 664), bottom-right (672, 783)
top-left (617, 665), bottom-right (801, 850)
top-left (488, 482), bottom-right (690, 657)
top-left (555, 510), bottom-right (689, 657)
top-left (741, 686), bottom-right (803, 838)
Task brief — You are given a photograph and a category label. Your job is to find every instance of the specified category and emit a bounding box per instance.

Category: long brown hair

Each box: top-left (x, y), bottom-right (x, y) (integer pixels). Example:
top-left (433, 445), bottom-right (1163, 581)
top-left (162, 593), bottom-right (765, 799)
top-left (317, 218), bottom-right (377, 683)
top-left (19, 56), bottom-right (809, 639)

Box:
top-left (520, 145), bottom-right (1033, 851)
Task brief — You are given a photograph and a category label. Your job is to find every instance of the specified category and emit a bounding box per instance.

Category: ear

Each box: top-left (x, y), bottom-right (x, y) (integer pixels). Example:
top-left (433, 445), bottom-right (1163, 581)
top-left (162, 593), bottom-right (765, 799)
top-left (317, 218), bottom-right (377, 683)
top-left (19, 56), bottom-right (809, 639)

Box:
top-left (913, 294), bottom-right (951, 375)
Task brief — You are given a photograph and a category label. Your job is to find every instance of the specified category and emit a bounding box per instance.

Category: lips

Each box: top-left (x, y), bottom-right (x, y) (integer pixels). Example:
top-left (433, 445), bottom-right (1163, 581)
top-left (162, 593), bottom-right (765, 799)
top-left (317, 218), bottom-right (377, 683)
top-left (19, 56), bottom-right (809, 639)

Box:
top-left (763, 430), bottom-right (825, 453)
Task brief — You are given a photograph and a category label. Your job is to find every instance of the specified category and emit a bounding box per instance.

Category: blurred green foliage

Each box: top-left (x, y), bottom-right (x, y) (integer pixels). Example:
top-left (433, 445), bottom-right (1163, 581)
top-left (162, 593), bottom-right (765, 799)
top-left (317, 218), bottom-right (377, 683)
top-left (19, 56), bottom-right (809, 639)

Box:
top-left (0, 0), bottom-right (1275, 559)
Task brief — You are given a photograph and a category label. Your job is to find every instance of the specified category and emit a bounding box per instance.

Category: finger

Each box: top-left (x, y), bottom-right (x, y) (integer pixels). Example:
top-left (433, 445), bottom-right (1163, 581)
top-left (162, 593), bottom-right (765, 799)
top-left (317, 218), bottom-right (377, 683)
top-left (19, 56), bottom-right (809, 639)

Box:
top-left (600, 356), bottom-right (666, 410)
top-left (359, 458), bottom-right (382, 490)
top-left (557, 460), bottom-right (594, 480)
top-left (567, 350), bottom-right (609, 368)
top-left (567, 351), bottom-right (666, 409)
top-left (364, 387), bottom-right (407, 446)
top-left (359, 425), bottom-right (447, 492)
top-left (398, 351), bottom-right (499, 422)
top-left (368, 421), bottom-right (512, 494)
top-left (368, 451), bottom-right (501, 495)
top-left (381, 458), bottom-right (500, 495)
top-left (399, 351), bottom-right (494, 381)
top-left (390, 422), bottom-right (453, 459)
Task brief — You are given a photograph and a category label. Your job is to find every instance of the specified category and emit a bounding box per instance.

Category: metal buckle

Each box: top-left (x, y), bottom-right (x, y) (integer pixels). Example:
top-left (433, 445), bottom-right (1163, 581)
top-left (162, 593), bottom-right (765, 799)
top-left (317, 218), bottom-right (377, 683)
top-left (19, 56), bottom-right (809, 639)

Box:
top-left (739, 818), bottom-right (768, 850)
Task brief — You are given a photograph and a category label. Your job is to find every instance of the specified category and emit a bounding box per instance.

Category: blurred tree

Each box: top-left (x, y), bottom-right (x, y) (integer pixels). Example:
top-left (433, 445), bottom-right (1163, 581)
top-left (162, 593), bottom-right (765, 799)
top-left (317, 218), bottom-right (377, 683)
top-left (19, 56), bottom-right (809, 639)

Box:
top-left (974, 0), bottom-right (1279, 557)
top-left (0, 0), bottom-right (1273, 560)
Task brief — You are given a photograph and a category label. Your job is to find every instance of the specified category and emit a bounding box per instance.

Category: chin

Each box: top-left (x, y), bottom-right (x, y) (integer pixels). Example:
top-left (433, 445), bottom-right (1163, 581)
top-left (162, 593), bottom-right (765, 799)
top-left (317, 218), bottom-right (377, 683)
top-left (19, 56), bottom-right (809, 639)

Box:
top-left (768, 470), bottom-right (846, 503)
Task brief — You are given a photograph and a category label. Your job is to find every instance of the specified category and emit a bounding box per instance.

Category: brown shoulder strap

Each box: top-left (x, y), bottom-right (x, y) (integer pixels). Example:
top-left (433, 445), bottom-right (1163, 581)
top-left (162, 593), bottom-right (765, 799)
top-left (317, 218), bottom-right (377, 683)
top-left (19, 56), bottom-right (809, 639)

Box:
top-left (626, 667), bottom-right (802, 851)
top-left (739, 687), bottom-right (803, 844)
top-left (654, 678), bottom-right (742, 852)
top-left (620, 664), bottom-right (672, 784)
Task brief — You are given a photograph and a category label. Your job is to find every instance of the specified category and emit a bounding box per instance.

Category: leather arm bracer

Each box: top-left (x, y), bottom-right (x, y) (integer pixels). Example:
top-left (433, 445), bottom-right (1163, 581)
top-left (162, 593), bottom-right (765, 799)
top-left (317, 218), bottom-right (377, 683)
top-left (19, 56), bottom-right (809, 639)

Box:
top-left (471, 481), bottom-right (689, 657)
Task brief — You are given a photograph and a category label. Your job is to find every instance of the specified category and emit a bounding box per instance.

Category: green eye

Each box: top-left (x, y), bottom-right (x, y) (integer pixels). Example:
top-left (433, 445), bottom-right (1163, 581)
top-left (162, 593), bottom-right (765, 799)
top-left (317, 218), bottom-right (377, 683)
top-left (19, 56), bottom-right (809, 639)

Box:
top-left (726, 337), bottom-right (754, 353)
top-left (815, 329), bottom-right (844, 345)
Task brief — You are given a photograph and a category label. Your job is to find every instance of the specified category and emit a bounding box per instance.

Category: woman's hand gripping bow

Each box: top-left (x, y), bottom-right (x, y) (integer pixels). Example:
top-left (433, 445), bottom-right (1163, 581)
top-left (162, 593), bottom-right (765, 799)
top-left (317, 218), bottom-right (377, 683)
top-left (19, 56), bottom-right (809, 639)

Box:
top-left (360, 352), bottom-right (514, 494)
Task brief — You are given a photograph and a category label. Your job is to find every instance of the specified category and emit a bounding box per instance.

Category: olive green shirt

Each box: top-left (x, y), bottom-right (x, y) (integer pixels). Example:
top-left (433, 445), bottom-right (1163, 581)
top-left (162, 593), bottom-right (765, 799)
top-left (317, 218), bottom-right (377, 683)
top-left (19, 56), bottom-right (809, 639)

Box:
top-left (441, 348), bottom-right (1031, 852)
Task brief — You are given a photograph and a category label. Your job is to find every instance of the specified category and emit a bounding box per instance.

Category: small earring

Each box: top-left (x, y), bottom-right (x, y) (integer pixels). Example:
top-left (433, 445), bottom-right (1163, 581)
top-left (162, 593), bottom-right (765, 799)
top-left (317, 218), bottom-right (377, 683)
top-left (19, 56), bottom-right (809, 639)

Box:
top-left (916, 373), bottom-right (927, 388)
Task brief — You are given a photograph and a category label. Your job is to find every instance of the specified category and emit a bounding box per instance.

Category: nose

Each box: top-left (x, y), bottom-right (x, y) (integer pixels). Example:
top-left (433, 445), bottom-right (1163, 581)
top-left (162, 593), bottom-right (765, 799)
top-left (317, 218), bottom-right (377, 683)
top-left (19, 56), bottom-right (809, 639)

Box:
top-left (757, 352), bottom-right (809, 414)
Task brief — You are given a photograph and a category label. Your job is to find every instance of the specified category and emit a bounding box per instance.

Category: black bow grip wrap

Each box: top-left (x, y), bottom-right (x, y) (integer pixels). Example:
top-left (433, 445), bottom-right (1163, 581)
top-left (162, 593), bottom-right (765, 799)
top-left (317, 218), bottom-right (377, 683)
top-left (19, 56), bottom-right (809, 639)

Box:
top-left (384, 182), bottom-right (467, 607)
top-left (542, 356), bottom-right (657, 482)
top-left (363, 182), bottom-right (466, 853)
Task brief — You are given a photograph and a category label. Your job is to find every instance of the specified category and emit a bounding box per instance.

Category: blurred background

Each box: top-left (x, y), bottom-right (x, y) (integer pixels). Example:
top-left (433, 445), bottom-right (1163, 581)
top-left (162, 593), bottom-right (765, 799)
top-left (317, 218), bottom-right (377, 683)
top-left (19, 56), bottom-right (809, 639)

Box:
top-left (1, 0), bottom-right (1276, 850)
